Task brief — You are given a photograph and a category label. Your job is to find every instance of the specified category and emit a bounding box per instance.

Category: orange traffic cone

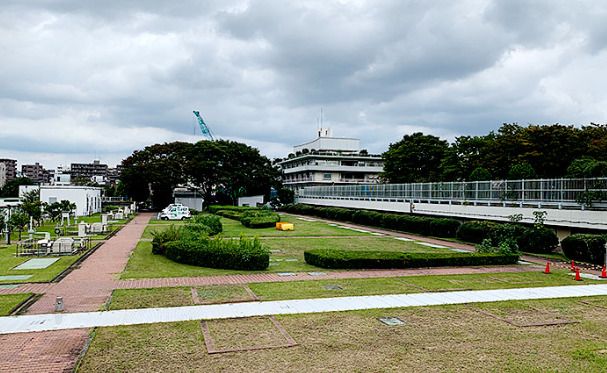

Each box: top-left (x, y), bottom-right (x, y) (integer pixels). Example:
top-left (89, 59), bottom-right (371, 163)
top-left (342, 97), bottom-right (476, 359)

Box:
top-left (570, 260), bottom-right (576, 272)
top-left (575, 267), bottom-right (582, 281)
top-left (544, 261), bottom-right (551, 274)
top-left (600, 265), bottom-right (607, 279)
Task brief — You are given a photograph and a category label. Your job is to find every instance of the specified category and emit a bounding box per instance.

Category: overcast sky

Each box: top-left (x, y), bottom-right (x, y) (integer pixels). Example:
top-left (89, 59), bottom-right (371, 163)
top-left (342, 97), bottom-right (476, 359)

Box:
top-left (2, 0), bottom-right (607, 169)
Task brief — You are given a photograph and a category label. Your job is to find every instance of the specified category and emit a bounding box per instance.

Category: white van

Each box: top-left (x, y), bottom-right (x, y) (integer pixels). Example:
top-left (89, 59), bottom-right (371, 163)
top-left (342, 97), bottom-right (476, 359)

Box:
top-left (157, 205), bottom-right (191, 221)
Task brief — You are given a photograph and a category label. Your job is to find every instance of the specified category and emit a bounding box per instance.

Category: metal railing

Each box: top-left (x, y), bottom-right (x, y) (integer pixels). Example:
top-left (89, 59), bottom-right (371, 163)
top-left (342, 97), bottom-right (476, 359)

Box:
top-left (298, 178), bottom-right (607, 209)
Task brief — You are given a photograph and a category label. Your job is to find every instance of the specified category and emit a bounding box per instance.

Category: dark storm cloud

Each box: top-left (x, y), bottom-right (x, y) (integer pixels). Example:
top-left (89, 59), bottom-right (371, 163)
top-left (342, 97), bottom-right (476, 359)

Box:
top-left (1, 0), bottom-right (607, 168)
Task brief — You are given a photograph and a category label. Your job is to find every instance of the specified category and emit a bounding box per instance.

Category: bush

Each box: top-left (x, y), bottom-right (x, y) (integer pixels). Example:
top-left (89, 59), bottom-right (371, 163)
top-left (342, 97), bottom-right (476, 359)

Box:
top-left (561, 234), bottom-right (607, 265)
top-left (456, 221), bottom-right (499, 243)
top-left (189, 214), bottom-right (223, 235)
top-left (240, 211), bottom-right (280, 228)
top-left (517, 227), bottom-right (559, 254)
top-left (304, 249), bottom-right (519, 269)
top-left (151, 225), bottom-right (182, 255)
top-left (164, 236), bottom-right (269, 270)
top-left (208, 205), bottom-right (258, 214)
top-left (429, 218), bottom-right (462, 238)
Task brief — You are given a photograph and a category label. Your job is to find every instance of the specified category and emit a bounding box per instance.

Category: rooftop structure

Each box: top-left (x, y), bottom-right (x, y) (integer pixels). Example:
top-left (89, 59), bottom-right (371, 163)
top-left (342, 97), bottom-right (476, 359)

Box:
top-left (0, 159), bottom-right (17, 188)
top-left (22, 162), bottom-right (54, 184)
top-left (279, 128), bottom-right (384, 190)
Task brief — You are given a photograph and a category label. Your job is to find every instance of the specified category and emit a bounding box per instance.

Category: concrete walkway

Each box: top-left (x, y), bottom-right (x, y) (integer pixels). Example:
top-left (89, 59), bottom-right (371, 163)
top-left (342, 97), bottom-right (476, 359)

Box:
top-left (1, 284), bottom-right (606, 335)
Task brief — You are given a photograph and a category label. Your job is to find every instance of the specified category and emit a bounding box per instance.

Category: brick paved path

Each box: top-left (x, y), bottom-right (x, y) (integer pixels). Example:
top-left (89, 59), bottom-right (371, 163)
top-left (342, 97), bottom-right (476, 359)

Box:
top-left (0, 213), bottom-right (153, 373)
top-left (116, 265), bottom-right (537, 289)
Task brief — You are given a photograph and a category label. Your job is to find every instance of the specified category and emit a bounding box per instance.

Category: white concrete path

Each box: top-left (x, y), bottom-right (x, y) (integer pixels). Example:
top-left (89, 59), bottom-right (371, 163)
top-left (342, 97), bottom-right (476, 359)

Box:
top-left (1, 284), bottom-right (606, 335)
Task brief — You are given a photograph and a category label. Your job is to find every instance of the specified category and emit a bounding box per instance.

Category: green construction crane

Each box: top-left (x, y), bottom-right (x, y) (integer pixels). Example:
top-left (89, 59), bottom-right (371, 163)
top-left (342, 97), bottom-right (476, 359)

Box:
top-left (193, 111), bottom-right (214, 140)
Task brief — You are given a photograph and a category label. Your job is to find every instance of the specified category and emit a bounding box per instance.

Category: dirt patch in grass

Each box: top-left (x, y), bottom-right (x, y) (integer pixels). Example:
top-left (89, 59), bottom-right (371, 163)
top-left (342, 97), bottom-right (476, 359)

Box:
top-left (194, 285), bottom-right (258, 304)
top-left (202, 316), bottom-right (296, 353)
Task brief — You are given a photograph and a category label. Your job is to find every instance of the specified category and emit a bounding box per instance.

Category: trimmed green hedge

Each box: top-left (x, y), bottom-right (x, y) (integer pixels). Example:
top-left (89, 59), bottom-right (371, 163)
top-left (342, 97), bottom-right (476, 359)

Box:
top-left (215, 208), bottom-right (280, 229)
top-left (165, 236), bottom-right (269, 270)
top-left (208, 205), bottom-right (258, 214)
top-left (456, 221), bottom-right (498, 243)
top-left (304, 249), bottom-right (519, 269)
top-left (282, 204), bottom-right (461, 238)
top-left (561, 234), bottom-right (607, 265)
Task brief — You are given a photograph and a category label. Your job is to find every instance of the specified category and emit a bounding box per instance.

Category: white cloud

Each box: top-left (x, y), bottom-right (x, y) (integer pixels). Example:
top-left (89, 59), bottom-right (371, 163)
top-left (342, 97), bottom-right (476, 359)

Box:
top-left (1, 0), bottom-right (607, 169)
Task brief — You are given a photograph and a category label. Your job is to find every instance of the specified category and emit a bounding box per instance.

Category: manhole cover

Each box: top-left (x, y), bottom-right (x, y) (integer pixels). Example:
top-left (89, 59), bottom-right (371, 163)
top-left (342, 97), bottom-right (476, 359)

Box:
top-left (323, 284), bottom-right (343, 290)
top-left (378, 317), bottom-right (405, 326)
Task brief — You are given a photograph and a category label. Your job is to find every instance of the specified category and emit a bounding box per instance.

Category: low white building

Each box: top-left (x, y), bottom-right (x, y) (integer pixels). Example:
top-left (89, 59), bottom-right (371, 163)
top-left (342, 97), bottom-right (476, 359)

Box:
top-left (39, 185), bottom-right (102, 216)
top-left (238, 195), bottom-right (264, 207)
top-left (173, 188), bottom-right (204, 211)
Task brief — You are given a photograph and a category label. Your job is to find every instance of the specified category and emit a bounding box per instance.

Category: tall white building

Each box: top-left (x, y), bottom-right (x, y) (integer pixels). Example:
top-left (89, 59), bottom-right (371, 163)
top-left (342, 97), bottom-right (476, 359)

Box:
top-left (278, 128), bottom-right (384, 191)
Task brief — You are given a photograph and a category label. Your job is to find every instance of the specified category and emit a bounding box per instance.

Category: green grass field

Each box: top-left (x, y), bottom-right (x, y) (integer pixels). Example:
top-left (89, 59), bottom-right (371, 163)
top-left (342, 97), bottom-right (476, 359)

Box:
top-left (122, 235), bottom-right (454, 279)
top-left (141, 214), bottom-right (372, 239)
top-left (0, 245), bottom-right (85, 283)
top-left (110, 271), bottom-right (602, 309)
top-left (0, 293), bottom-right (32, 315)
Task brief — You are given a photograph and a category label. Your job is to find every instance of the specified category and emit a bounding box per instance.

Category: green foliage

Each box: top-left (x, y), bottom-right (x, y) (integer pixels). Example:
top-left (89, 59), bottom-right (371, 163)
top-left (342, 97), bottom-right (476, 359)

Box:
top-left (0, 177), bottom-right (33, 198)
top-left (103, 205), bottom-right (121, 213)
top-left (282, 204), bottom-right (461, 238)
top-left (468, 167), bottom-right (492, 181)
top-left (304, 249), bottom-right (519, 269)
top-left (44, 200), bottom-right (76, 222)
top-left (382, 132), bottom-right (449, 183)
top-left (120, 140), bottom-right (280, 208)
top-left (507, 162), bottom-right (537, 180)
top-left (240, 210), bottom-right (280, 228)
top-left (561, 234), bottom-right (607, 265)
top-left (518, 227), bottom-right (559, 254)
top-left (151, 225), bottom-right (183, 255)
top-left (207, 205), bottom-right (257, 214)
top-left (189, 214), bottom-right (222, 235)
top-left (456, 221), bottom-right (499, 243)
top-left (164, 236), bottom-right (269, 270)
top-left (20, 189), bottom-right (42, 224)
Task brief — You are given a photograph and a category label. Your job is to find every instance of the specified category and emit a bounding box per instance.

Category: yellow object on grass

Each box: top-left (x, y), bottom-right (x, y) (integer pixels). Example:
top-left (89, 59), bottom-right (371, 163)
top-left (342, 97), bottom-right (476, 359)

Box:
top-left (276, 222), bottom-right (294, 231)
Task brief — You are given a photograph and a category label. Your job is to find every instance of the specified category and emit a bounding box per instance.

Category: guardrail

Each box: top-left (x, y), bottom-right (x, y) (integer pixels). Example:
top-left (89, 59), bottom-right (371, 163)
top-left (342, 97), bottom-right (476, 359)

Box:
top-left (298, 178), bottom-right (607, 210)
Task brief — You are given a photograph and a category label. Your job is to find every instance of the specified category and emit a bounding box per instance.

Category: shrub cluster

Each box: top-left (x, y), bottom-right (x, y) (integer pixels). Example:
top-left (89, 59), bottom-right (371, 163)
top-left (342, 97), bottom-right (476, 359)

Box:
top-left (151, 215), bottom-right (223, 255)
top-left (207, 205), bottom-right (258, 214)
top-left (214, 207), bottom-right (280, 229)
top-left (561, 234), bottom-right (607, 265)
top-left (282, 204), bottom-right (461, 238)
top-left (190, 214), bottom-right (223, 235)
top-left (165, 236), bottom-right (269, 270)
top-left (457, 221), bottom-right (559, 254)
top-left (304, 249), bottom-right (519, 269)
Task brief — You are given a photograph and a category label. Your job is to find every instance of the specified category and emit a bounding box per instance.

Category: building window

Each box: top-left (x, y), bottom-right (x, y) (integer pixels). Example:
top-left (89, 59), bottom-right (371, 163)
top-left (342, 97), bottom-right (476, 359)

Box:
top-left (323, 173), bottom-right (332, 180)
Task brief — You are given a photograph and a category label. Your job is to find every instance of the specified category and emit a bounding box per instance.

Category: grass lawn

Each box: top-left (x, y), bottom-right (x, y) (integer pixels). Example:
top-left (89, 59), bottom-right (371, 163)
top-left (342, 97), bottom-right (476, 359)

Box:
top-left (141, 214), bottom-right (372, 239)
top-left (122, 236), bottom-right (453, 279)
top-left (109, 271), bottom-right (603, 309)
top-left (78, 296), bottom-right (607, 372)
top-left (0, 293), bottom-right (32, 315)
top-left (0, 244), bottom-right (85, 283)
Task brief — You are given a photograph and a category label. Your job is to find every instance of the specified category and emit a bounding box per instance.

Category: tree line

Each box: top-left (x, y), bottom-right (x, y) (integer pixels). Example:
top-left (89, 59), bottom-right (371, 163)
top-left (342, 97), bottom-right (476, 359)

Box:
top-left (120, 140), bottom-right (282, 208)
top-left (382, 123), bottom-right (607, 183)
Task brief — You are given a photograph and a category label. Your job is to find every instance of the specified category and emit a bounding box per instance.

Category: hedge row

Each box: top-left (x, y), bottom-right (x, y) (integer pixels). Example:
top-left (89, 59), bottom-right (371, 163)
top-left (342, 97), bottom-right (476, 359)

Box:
top-left (151, 215), bottom-right (223, 255)
top-left (304, 249), bottom-right (519, 269)
top-left (207, 205), bottom-right (258, 214)
top-left (165, 236), bottom-right (269, 270)
top-left (283, 204), bottom-right (559, 254)
top-left (215, 209), bottom-right (281, 229)
top-left (282, 204), bottom-right (461, 238)
top-left (561, 234), bottom-right (607, 265)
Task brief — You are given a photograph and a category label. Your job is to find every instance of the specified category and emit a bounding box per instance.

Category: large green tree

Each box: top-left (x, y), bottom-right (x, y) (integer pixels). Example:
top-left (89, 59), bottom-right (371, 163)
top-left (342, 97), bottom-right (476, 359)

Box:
top-left (383, 133), bottom-right (449, 183)
top-left (0, 177), bottom-right (33, 197)
top-left (121, 140), bottom-right (280, 208)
